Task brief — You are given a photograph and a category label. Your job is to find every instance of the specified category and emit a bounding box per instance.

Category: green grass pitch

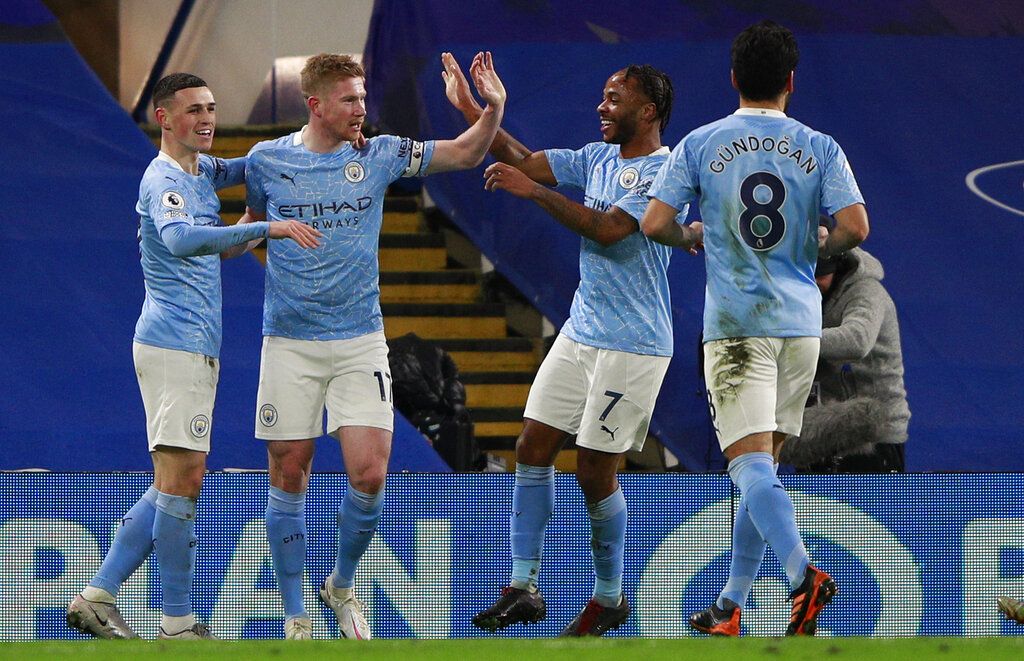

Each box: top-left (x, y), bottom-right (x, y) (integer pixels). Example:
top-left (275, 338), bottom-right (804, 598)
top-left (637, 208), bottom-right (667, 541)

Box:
top-left (2, 638), bottom-right (1024, 660)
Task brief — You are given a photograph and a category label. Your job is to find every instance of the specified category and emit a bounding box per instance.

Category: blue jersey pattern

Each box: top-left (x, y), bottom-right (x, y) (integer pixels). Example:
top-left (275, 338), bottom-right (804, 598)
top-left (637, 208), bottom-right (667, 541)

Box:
top-left (545, 142), bottom-right (685, 357)
top-left (134, 152), bottom-right (246, 358)
top-left (247, 130), bottom-right (435, 340)
top-left (650, 109), bottom-right (863, 341)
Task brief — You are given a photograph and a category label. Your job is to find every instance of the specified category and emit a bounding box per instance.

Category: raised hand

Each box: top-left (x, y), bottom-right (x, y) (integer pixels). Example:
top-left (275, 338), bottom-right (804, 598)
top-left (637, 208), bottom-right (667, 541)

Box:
top-left (441, 52), bottom-right (482, 115)
top-left (484, 162), bottom-right (538, 199)
top-left (469, 51), bottom-right (506, 110)
top-left (268, 220), bottom-right (322, 248)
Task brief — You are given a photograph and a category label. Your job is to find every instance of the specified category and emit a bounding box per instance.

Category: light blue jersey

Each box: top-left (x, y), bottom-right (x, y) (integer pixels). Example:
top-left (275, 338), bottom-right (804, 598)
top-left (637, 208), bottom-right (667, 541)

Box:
top-left (545, 142), bottom-right (686, 357)
top-left (650, 109), bottom-right (864, 341)
top-left (247, 130), bottom-right (435, 340)
top-left (134, 152), bottom-right (247, 358)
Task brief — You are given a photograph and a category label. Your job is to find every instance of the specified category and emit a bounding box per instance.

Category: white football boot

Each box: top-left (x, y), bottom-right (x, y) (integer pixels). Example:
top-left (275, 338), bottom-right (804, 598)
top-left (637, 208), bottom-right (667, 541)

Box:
top-left (66, 594), bottom-right (139, 640)
top-left (319, 580), bottom-right (371, 639)
top-left (284, 615), bottom-right (314, 640)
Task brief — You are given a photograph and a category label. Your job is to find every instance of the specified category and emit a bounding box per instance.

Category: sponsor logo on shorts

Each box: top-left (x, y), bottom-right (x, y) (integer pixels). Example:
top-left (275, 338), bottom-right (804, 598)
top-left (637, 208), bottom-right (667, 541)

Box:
top-left (161, 191), bottom-right (185, 209)
top-left (260, 404), bottom-right (278, 427)
top-left (344, 161), bottom-right (366, 183)
top-left (190, 414), bottom-right (210, 438)
top-left (618, 167), bottom-right (640, 189)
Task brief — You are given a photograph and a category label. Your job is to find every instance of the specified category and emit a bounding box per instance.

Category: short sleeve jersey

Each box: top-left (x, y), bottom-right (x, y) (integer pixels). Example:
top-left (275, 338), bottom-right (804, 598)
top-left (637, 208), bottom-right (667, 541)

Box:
top-left (544, 142), bottom-right (686, 356)
top-left (649, 109), bottom-right (863, 341)
top-left (134, 152), bottom-right (247, 358)
top-left (246, 130), bottom-right (435, 340)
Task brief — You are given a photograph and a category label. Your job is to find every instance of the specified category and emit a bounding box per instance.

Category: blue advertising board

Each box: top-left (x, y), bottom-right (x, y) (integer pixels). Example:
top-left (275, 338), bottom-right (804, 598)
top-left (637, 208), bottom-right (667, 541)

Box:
top-left (1, 473), bottom-right (1022, 640)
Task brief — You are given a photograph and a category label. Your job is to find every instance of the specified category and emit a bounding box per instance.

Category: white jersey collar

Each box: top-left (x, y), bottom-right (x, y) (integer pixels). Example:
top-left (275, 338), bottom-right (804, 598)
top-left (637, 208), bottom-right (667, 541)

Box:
top-left (734, 107), bottom-right (787, 118)
top-left (157, 150), bottom-right (186, 172)
top-left (293, 126), bottom-right (307, 146)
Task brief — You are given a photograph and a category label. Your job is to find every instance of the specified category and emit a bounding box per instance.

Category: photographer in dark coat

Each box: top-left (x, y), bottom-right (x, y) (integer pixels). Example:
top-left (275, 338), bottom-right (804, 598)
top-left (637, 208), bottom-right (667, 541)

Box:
top-left (780, 247), bottom-right (910, 472)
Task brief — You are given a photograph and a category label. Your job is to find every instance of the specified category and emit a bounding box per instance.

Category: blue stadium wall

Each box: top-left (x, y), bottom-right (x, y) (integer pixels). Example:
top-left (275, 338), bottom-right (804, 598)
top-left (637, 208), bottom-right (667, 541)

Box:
top-left (365, 1), bottom-right (1024, 471)
top-left (2, 473), bottom-right (1023, 640)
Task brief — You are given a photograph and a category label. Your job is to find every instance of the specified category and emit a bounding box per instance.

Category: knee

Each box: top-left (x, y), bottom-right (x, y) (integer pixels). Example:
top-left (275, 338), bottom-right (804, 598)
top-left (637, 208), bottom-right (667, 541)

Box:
top-left (515, 426), bottom-right (563, 466)
top-left (574, 453), bottom-right (619, 502)
top-left (269, 451), bottom-right (311, 493)
top-left (349, 463), bottom-right (387, 495)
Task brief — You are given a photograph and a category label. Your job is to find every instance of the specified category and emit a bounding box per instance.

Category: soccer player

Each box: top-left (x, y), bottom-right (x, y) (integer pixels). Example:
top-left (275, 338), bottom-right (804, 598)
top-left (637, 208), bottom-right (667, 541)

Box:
top-left (443, 54), bottom-right (685, 636)
top-left (66, 73), bottom-right (321, 640)
top-left (244, 52), bottom-right (506, 640)
top-left (642, 21), bottom-right (869, 636)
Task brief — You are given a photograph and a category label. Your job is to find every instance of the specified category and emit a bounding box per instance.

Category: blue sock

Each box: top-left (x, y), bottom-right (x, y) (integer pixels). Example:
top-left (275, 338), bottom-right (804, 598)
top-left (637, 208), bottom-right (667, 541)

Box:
top-left (266, 486), bottom-right (307, 618)
top-left (718, 496), bottom-right (766, 609)
top-left (510, 463), bottom-right (554, 590)
top-left (589, 488), bottom-right (627, 607)
top-left (332, 485), bottom-right (385, 589)
top-left (152, 491), bottom-right (198, 617)
top-left (728, 452), bottom-right (808, 590)
top-left (90, 486), bottom-right (158, 596)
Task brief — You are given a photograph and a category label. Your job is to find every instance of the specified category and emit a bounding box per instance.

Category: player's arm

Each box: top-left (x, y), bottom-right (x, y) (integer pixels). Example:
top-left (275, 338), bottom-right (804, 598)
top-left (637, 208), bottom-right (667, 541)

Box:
top-left (820, 203), bottom-right (869, 257)
top-left (426, 52), bottom-right (506, 174)
top-left (441, 52), bottom-right (556, 185)
top-left (641, 199), bottom-right (702, 251)
top-left (219, 210), bottom-right (266, 259)
top-left (482, 163), bottom-right (635, 246)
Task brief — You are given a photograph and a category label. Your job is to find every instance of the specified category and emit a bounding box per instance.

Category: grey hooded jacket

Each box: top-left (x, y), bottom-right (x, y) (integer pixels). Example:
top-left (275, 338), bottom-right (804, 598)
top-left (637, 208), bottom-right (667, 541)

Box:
top-left (780, 248), bottom-right (910, 467)
top-left (815, 248), bottom-right (910, 444)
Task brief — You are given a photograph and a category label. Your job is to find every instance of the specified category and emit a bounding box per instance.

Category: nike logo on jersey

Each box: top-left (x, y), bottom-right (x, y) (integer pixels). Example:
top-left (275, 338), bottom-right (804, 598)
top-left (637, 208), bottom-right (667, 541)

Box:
top-left (601, 425), bottom-right (619, 441)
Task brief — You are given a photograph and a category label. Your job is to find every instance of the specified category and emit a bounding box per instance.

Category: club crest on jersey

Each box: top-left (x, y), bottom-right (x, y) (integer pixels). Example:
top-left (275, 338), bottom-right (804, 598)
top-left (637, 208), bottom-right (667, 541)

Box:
top-left (344, 162), bottom-right (366, 183)
top-left (618, 167), bottom-right (640, 189)
top-left (190, 414), bottom-right (210, 438)
top-left (161, 191), bottom-right (185, 209)
top-left (260, 404), bottom-right (278, 427)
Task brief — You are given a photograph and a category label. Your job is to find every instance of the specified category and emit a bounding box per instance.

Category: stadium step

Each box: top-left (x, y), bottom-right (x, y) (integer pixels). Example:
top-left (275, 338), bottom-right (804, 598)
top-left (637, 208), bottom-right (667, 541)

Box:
top-left (433, 338), bottom-right (539, 372)
top-left (462, 371), bottom-right (533, 408)
top-left (382, 303), bottom-right (507, 339)
top-left (380, 270), bottom-right (480, 304)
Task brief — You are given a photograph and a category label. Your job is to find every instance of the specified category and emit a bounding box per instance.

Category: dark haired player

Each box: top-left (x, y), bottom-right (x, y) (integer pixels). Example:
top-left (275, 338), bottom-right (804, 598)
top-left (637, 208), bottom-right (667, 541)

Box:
top-left (643, 21), bottom-right (869, 636)
top-left (444, 55), bottom-right (690, 636)
top-left (66, 73), bottom-right (320, 640)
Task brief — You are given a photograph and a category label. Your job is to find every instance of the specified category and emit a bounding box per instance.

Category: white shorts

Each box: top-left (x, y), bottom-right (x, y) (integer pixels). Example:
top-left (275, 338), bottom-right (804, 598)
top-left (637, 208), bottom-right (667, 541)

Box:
top-left (703, 336), bottom-right (820, 450)
top-left (255, 332), bottom-right (394, 441)
top-left (523, 334), bottom-right (670, 454)
top-left (133, 342), bottom-right (219, 453)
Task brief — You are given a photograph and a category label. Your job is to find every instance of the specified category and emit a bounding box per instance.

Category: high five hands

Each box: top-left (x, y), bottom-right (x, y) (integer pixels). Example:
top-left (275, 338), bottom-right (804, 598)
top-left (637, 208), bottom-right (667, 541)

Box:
top-left (441, 51), bottom-right (505, 113)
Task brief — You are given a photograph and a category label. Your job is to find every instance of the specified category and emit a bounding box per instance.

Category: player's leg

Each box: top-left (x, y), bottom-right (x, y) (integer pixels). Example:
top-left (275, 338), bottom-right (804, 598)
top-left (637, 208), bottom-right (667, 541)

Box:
top-left (772, 336), bottom-right (834, 636)
top-left (318, 332), bottom-right (394, 640)
top-left (256, 336), bottom-right (330, 638)
top-left (701, 337), bottom-right (809, 635)
top-left (265, 438), bottom-right (315, 636)
top-left (314, 425), bottom-right (389, 640)
top-left (150, 446), bottom-right (214, 639)
top-left (473, 335), bottom-right (581, 631)
top-left (68, 481), bottom-right (156, 639)
top-left (559, 347), bottom-right (668, 637)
